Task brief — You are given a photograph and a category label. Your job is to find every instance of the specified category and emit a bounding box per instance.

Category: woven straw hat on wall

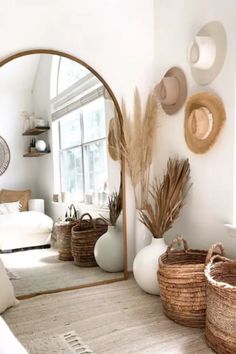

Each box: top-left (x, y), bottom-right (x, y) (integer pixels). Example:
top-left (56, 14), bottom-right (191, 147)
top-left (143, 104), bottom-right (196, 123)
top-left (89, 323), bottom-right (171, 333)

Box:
top-left (184, 92), bottom-right (226, 154)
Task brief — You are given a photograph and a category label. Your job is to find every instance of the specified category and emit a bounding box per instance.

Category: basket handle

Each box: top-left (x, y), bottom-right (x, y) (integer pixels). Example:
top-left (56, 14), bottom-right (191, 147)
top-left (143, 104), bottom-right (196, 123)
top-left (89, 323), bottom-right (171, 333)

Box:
top-left (95, 217), bottom-right (108, 225)
top-left (79, 213), bottom-right (96, 229)
top-left (208, 254), bottom-right (232, 266)
top-left (167, 235), bottom-right (188, 254)
top-left (205, 242), bottom-right (225, 265)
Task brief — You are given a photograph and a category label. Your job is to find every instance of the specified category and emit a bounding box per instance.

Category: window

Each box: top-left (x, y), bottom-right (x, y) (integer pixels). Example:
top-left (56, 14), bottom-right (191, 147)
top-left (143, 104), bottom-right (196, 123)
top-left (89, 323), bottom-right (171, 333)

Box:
top-left (57, 57), bottom-right (90, 95)
top-left (51, 56), bottom-right (109, 205)
top-left (58, 97), bottom-right (108, 203)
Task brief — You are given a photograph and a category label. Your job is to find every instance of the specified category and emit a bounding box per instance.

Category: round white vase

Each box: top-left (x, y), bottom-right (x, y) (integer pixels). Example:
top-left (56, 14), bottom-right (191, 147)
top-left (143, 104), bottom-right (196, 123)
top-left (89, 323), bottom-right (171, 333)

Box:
top-left (135, 215), bottom-right (152, 254)
top-left (133, 237), bottom-right (167, 295)
top-left (94, 225), bottom-right (124, 272)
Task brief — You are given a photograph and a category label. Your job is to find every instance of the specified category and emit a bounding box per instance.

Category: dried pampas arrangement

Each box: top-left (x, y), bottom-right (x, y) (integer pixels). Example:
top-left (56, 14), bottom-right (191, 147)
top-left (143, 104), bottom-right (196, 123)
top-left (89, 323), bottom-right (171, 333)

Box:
top-left (139, 158), bottom-right (191, 238)
top-left (100, 188), bottom-right (122, 226)
top-left (121, 88), bottom-right (160, 209)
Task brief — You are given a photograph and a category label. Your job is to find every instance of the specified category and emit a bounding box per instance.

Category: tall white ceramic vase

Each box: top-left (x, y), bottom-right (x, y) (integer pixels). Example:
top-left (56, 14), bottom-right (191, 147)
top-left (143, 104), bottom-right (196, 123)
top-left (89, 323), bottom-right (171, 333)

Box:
top-left (135, 211), bottom-right (152, 253)
top-left (94, 225), bottom-right (124, 272)
top-left (133, 237), bottom-right (167, 295)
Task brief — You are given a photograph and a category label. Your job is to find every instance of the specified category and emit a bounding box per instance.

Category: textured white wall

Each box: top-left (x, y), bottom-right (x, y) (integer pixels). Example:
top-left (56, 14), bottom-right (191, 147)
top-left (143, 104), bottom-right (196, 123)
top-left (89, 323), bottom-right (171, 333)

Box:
top-left (0, 0), bottom-right (155, 269)
top-left (154, 0), bottom-right (236, 257)
top-left (0, 86), bottom-right (38, 195)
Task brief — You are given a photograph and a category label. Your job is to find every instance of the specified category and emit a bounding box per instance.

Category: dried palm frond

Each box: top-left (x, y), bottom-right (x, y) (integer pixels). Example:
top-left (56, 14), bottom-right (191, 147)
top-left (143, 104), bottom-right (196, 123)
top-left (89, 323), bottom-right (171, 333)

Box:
top-left (139, 158), bottom-right (191, 238)
top-left (100, 189), bottom-right (122, 226)
top-left (121, 88), bottom-right (160, 208)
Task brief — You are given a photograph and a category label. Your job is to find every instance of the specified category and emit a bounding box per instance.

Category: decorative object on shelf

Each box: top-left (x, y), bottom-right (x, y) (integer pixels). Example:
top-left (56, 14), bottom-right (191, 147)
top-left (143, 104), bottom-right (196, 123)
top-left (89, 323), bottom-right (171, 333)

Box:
top-left (94, 189), bottom-right (124, 272)
top-left (21, 111), bottom-right (31, 132)
top-left (108, 117), bottom-right (121, 161)
top-left (188, 21), bottom-right (227, 85)
top-left (133, 157), bottom-right (191, 295)
top-left (34, 117), bottom-right (47, 128)
top-left (53, 194), bottom-right (61, 203)
top-left (35, 140), bottom-right (47, 152)
top-left (205, 254), bottom-right (236, 353)
top-left (29, 113), bottom-right (35, 129)
top-left (61, 192), bottom-right (70, 203)
top-left (71, 213), bottom-right (108, 267)
top-left (29, 138), bottom-right (36, 153)
top-left (155, 67), bottom-right (187, 115)
top-left (28, 199), bottom-right (45, 213)
top-left (0, 136), bottom-right (10, 176)
top-left (159, 237), bottom-right (225, 328)
top-left (185, 92), bottom-right (226, 153)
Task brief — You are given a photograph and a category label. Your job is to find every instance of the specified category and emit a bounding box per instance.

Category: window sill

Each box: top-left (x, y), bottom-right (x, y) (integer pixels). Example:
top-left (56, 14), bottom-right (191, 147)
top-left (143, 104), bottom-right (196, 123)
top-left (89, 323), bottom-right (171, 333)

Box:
top-left (51, 201), bottom-right (109, 213)
top-left (224, 223), bottom-right (236, 238)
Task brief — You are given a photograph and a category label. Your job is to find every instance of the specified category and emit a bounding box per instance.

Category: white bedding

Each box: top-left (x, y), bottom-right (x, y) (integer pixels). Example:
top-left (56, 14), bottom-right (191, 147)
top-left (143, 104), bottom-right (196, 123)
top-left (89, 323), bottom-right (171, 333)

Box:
top-left (0, 317), bottom-right (28, 354)
top-left (0, 211), bottom-right (53, 251)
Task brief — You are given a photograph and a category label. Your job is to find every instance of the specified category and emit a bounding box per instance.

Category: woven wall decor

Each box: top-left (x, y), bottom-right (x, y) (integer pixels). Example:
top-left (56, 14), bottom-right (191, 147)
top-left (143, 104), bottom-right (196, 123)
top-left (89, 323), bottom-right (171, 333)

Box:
top-left (0, 136), bottom-right (10, 175)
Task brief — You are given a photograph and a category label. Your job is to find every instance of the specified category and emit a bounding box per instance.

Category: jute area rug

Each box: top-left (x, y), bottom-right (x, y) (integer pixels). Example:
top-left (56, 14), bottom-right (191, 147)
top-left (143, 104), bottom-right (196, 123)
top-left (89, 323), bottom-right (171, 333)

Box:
top-left (3, 278), bottom-right (213, 354)
top-left (1, 248), bottom-right (122, 296)
top-left (21, 331), bottom-right (94, 354)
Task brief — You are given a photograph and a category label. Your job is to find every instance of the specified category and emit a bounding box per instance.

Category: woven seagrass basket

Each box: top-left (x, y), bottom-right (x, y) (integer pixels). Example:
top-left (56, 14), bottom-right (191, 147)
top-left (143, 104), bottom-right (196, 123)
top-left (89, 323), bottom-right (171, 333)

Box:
top-left (55, 221), bottom-right (77, 261)
top-left (205, 255), bottom-right (236, 354)
top-left (71, 213), bottom-right (108, 267)
top-left (158, 236), bottom-right (224, 328)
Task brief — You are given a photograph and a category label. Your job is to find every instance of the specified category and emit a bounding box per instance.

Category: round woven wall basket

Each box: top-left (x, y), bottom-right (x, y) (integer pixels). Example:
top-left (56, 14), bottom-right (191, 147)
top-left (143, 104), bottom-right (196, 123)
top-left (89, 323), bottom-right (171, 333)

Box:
top-left (158, 236), bottom-right (224, 328)
top-left (205, 255), bottom-right (236, 354)
top-left (0, 136), bottom-right (10, 175)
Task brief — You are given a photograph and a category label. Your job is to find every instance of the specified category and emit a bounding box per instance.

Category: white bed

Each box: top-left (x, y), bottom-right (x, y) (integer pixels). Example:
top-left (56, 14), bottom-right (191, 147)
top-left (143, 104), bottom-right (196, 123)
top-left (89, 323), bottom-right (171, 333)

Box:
top-left (0, 211), bottom-right (53, 251)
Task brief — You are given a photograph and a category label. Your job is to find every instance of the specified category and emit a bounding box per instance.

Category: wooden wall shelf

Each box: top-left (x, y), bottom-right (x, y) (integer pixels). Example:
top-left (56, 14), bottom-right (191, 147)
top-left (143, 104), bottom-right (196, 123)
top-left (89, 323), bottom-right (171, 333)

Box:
top-left (23, 152), bottom-right (50, 157)
top-left (23, 127), bottom-right (50, 136)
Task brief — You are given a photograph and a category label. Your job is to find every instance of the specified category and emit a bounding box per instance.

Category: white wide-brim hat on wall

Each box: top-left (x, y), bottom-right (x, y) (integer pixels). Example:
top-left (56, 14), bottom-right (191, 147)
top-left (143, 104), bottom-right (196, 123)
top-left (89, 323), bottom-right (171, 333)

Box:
top-left (155, 67), bottom-right (187, 115)
top-left (184, 92), bottom-right (226, 154)
top-left (188, 21), bottom-right (227, 85)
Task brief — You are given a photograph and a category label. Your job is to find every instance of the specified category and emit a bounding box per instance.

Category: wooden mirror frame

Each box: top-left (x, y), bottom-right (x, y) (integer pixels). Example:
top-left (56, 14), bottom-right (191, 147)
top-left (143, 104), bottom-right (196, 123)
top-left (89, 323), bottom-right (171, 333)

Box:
top-left (0, 49), bottom-right (128, 299)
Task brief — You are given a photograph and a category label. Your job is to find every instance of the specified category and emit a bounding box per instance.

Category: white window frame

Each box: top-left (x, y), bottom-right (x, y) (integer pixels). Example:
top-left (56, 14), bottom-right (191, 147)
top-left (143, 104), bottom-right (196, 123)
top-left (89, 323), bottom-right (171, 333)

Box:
top-left (51, 56), bottom-right (108, 206)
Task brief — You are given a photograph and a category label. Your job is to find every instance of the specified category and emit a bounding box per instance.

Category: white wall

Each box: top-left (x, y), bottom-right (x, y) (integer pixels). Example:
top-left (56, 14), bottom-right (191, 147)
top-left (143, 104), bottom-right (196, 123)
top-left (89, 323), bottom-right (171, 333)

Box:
top-left (32, 55), bottom-right (54, 211)
top-left (154, 0), bottom-right (236, 257)
top-left (0, 0), bottom-right (155, 268)
top-left (0, 86), bottom-right (38, 195)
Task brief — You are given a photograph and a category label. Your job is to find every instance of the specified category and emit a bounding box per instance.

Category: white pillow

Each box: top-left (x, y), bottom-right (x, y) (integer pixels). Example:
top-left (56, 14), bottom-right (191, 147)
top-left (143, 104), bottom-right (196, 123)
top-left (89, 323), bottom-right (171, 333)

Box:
top-left (0, 258), bottom-right (19, 314)
top-left (0, 201), bottom-right (21, 214)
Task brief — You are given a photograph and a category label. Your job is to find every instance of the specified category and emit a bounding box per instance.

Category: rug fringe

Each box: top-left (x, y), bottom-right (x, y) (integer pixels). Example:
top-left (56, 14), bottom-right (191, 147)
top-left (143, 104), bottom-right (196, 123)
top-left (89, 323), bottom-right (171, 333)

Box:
top-left (62, 331), bottom-right (95, 354)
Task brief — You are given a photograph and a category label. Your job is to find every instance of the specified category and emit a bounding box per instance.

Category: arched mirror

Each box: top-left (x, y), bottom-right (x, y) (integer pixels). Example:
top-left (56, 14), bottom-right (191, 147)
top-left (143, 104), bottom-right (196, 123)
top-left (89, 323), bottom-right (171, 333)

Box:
top-left (0, 50), bottom-right (127, 299)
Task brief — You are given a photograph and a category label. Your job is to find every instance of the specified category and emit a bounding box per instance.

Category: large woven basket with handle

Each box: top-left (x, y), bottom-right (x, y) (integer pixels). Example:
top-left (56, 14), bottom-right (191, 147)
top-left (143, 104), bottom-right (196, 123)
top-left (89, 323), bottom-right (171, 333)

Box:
top-left (158, 236), bottom-right (224, 328)
top-left (205, 255), bottom-right (236, 354)
top-left (71, 213), bottom-right (108, 267)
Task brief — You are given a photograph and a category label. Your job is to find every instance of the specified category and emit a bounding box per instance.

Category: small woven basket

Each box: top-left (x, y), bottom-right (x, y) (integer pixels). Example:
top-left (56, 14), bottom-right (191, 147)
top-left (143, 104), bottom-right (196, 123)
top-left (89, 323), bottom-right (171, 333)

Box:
top-left (55, 221), bottom-right (77, 261)
top-left (205, 255), bottom-right (236, 354)
top-left (158, 236), bottom-right (224, 328)
top-left (71, 213), bottom-right (108, 267)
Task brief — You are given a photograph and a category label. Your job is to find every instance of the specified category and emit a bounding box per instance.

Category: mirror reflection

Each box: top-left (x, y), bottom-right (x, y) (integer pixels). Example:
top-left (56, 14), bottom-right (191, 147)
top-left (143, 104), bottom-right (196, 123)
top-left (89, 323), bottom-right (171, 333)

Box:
top-left (0, 53), bottom-right (124, 297)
